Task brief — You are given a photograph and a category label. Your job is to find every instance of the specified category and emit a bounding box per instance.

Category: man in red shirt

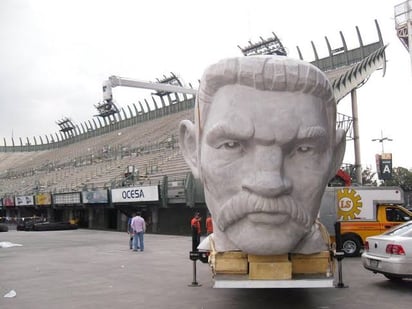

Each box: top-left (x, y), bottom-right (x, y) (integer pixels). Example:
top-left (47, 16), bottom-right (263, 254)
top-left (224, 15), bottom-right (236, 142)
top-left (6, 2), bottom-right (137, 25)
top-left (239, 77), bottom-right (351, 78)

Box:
top-left (206, 213), bottom-right (213, 235)
top-left (191, 212), bottom-right (201, 251)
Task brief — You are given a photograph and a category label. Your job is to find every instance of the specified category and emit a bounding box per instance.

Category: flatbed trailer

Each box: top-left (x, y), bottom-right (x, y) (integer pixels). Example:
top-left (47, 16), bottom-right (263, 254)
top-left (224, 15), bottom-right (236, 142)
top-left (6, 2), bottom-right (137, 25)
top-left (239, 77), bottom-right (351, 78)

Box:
top-left (190, 250), bottom-right (346, 289)
top-left (213, 274), bottom-right (335, 288)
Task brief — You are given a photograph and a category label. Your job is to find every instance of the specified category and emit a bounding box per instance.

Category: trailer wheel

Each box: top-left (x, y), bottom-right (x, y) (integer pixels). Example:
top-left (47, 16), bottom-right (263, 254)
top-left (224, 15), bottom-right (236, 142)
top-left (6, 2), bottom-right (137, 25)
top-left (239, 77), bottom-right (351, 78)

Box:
top-left (341, 234), bottom-right (362, 257)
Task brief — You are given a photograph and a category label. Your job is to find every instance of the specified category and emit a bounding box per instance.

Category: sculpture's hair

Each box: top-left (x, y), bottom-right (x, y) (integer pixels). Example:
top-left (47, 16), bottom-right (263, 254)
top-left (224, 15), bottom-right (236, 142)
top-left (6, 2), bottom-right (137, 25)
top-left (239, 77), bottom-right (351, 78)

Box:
top-left (195, 56), bottom-right (336, 143)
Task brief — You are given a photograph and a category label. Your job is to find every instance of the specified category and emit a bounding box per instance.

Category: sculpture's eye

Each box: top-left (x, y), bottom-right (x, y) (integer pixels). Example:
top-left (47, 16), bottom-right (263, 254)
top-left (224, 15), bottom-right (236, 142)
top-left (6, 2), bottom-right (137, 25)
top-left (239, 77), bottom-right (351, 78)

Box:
top-left (297, 145), bottom-right (312, 153)
top-left (222, 141), bottom-right (240, 149)
top-left (216, 140), bottom-right (243, 153)
top-left (293, 144), bottom-right (319, 157)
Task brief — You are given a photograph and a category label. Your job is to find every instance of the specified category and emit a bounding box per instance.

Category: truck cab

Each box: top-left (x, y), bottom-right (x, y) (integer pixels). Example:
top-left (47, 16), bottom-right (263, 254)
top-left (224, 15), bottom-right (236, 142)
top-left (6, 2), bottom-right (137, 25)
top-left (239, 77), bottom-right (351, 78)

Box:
top-left (339, 204), bottom-right (411, 256)
top-left (319, 187), bottom-right (412, 257)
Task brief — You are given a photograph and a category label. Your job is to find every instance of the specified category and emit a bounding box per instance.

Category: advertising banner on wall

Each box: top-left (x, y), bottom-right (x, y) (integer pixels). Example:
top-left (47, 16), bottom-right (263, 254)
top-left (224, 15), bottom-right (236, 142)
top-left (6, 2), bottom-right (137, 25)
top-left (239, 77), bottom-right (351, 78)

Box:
top-left (35, 193), bottom-right (52, 206)
top-left (3, 196), bottom-right (15, 207)
top-left (53, 192), bottom-right (81, 205)
top-left (82, 190), bottom-right (108, 204)
top-left (111, 186), bottom-right (159, 203)
top-left (15, 195), bottom-right (35, 206)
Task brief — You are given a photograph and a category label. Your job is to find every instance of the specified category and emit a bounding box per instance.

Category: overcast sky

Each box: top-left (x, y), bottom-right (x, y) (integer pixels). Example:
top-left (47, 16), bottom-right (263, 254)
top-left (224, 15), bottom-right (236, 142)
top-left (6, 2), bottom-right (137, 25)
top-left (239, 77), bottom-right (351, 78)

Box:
top-left (0, 0), bottom-right (411, 171)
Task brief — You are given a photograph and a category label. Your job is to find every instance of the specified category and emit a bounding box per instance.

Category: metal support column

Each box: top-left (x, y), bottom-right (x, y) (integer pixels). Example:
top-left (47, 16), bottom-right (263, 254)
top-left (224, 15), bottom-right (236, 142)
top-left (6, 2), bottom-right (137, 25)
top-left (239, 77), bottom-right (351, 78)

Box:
top-left (351, 89), bottom-right (362, 185)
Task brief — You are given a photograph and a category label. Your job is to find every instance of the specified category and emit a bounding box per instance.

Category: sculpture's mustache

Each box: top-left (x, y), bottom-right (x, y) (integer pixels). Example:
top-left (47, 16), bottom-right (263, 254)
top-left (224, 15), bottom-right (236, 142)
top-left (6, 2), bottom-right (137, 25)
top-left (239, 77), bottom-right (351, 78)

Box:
top-left (215, 191), bottom-right (311, 231)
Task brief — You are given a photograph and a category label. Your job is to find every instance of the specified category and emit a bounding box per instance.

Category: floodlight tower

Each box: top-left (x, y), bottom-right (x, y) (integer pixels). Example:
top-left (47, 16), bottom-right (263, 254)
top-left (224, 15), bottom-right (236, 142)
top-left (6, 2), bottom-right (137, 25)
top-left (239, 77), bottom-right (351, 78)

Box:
top-left (238, 32), bottom-right (287, 56)
top-left (395, 0), bottom-right (412, 73)
top-left (56, 117), bottom-right (75, 138)
top-left (152, 73), bottom-right (187, 105)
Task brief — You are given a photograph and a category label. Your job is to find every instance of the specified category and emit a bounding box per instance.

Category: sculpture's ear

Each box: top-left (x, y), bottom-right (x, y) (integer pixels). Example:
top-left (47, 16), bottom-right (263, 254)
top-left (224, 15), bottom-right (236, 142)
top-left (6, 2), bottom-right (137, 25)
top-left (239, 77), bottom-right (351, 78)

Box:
top-left (329, 128), bottom-right (346, 179)
top-left (179, 120), bottom-right (200, 179)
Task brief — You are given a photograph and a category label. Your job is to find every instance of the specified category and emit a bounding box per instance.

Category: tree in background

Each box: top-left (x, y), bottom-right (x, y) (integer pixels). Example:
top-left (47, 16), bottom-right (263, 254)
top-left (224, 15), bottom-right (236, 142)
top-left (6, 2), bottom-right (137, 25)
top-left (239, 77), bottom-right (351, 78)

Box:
top-left (361, 167), bottom-right (377, 186)
top-left (381, 167), bottom-right (412, 192)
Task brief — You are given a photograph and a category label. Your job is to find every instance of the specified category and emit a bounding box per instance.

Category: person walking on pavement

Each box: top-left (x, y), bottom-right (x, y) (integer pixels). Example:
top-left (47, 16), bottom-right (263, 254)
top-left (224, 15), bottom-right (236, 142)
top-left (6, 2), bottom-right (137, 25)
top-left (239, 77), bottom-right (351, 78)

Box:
top-left (191, 212), bottom-right (202, 251)
top-left (131, 212), bottom-right (146, 252)
top-left (127, 213), bottom-right (135, 250)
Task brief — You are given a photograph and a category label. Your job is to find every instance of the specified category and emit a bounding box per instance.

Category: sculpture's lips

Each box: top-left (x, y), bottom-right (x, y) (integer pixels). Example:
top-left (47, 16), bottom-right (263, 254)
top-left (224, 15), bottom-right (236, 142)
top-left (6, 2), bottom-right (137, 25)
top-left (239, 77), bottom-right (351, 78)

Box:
top-left (247, 212), bottom-right (290, 225)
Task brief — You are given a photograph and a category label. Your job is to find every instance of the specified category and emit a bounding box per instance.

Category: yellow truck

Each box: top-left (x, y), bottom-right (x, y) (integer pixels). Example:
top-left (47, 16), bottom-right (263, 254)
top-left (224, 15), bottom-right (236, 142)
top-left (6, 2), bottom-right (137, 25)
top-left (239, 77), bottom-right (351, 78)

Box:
top-left (319, 186), bottom-right (412, 257)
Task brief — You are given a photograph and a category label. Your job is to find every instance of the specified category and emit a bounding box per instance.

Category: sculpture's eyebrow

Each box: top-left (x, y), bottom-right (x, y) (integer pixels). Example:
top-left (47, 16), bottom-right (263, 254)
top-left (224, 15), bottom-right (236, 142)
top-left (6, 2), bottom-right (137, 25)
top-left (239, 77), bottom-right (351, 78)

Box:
top-left (206, 120), bottom-right (254, 145)
top-left (296, 126), bottom-right (328, 140)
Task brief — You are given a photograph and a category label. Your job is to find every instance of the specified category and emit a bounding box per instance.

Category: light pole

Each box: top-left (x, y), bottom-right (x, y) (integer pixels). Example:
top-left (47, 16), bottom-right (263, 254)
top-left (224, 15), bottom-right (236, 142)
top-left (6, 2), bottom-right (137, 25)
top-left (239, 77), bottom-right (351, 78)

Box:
top-left (372, 130), bottom-right (393, 153)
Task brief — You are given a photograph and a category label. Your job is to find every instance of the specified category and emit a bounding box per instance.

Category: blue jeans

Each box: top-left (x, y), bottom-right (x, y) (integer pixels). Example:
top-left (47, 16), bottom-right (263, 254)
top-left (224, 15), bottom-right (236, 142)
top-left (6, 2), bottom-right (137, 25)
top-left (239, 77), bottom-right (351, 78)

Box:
top-left (133, 232), bottom-right (144, 251)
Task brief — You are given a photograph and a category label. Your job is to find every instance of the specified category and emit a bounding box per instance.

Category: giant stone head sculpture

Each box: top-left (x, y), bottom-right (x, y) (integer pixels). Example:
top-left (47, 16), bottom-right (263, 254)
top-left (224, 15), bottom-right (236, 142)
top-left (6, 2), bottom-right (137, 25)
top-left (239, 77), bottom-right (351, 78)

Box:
top-left (179, 56), bottom-right (346, 255)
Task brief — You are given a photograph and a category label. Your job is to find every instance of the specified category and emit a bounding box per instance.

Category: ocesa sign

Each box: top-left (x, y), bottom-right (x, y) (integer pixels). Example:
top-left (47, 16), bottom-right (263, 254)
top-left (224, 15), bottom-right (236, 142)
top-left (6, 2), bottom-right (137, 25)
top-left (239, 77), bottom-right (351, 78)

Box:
top-left (122, 189), bottom-right (144, 199)
top-left (111, 186), bottom-right (159, 203)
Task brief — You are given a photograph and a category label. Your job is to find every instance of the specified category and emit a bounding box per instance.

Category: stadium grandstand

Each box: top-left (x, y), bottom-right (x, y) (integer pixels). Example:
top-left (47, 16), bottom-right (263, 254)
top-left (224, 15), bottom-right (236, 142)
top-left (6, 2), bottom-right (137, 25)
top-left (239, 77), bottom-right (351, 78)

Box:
top-left (0, 21), bottom-right (387, 235)
top-left (0, 89), bottom-right (199, 234)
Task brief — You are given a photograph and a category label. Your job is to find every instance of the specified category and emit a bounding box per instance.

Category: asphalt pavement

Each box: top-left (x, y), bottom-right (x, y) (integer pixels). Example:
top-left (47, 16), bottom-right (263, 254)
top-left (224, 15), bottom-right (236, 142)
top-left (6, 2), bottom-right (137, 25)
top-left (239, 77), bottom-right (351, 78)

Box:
top-left (1, 228), bottom-right (411, 309)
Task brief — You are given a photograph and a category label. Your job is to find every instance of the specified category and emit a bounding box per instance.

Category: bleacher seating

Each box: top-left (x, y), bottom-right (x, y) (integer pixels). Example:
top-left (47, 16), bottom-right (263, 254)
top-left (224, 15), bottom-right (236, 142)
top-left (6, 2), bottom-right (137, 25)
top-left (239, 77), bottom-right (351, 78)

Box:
top-left (0, 107), bottom-right (194, 196)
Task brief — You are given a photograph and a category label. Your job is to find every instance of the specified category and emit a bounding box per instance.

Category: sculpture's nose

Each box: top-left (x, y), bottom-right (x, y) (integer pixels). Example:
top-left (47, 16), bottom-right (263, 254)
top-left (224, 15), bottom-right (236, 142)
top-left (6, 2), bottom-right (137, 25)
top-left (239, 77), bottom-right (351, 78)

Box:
top-left (241, 145), bottom-right (292, 197)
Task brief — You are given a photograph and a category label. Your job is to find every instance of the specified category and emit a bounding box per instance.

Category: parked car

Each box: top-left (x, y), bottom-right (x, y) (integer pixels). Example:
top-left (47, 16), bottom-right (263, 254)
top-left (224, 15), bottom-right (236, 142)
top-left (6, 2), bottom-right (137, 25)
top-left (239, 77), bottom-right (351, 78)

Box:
top-left (17, 217), bottom-right (77, 231)
top-left (32, 221), bottom-right (78, 231)
top-left (16, 217), bottom-right (46, 231)
top-left (361, 221), bottom-right (412, 281)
